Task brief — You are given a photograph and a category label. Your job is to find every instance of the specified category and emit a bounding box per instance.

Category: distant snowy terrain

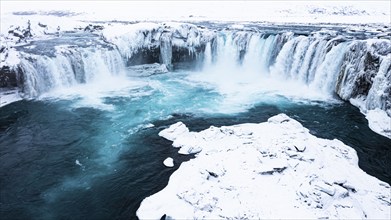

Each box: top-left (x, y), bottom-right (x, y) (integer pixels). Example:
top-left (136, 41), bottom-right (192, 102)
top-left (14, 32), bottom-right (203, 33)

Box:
top-left (1, 1), bottom-right (390, 37)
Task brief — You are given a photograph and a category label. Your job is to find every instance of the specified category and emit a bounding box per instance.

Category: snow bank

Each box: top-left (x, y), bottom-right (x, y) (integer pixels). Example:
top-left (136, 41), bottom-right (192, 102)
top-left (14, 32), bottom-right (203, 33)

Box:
top-left (0, 46), bottom-right (20, 68)
top-left (137, 114), bottom-right (390, 219)
top-left (0, 89), bottom-right (21, 107)
top-left (350, 97), bottom-right (391, 139)
top-left (366, 109), bottom-right (391, 139)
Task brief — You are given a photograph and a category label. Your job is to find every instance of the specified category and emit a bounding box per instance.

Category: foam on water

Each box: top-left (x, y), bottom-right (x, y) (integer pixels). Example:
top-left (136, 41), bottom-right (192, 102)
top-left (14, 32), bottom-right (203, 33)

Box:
top-left (40, 74), bottom-right (149, 111)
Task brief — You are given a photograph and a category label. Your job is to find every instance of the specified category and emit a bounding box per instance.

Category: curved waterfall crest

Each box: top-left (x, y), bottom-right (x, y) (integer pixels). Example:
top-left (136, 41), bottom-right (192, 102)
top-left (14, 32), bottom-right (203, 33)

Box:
top-left (1, 22), bottom-right (390, 119)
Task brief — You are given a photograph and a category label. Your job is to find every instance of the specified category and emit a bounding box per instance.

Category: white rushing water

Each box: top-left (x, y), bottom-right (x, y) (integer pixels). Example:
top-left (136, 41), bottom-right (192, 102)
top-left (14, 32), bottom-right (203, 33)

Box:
top-left (16, 47), bottom-right (124, 98)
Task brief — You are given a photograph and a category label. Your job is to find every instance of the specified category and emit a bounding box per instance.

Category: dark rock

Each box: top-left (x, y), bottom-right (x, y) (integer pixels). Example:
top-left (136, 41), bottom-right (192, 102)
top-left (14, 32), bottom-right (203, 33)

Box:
top-left (38, 22), bottom-right (47, 28)
top-left (0, 66), bottom-right (19, 88)
top-left (294, 145), bottom-right (306, 152)
top-left (208, 171), bottom-right (218, 178)
top-left (260, 167), bottom-right (287, 175)
top-left (84, 24), bottom-right (104, 32)
top-left (7, 20), bottom-right (32, 43)
top-left (0, 45), bottom-right (7, 54)
top-left (126, 46), bottom-right (160, 66)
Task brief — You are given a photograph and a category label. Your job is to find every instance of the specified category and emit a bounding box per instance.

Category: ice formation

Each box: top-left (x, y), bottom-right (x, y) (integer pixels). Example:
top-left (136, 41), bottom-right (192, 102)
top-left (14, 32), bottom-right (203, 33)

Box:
top-left (163, 157), bottom-right (174, 168)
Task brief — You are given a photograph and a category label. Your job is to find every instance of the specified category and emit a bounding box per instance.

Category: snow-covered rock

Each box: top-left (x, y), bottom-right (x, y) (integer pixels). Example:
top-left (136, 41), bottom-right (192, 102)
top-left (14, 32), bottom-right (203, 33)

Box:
top-left (0, 89), bottom-right (21, 107)
top-left (158, 121), bottom-right (189, 141)
top-left (129, 63), bottom-right (168, 76)
top-left (366, 108), bottom-right (391, 138)
top-left (0, 40), bottom-right (21, 68)
top-left (101, 22), bottom-right (216, 66)
top-left (137, 114), bottom-right (391, 219)
top-left (163, 157), bottom-right (174, 168)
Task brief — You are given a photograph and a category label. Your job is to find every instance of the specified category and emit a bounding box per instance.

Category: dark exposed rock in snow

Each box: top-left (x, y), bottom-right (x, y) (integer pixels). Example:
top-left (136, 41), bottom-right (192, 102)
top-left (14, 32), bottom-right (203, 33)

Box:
top-left (84, 24), bottom-right (104, 32)
top-left (0, 66), bottom-right (18, 87)
top-left (38, 22), bottom-right (47, 28)
top-left (129, 63), bottom-right (168, 77)
top-left (7, 20), bottom-right (33, 43)
top-left (336, 39), bottom-right (391, 119)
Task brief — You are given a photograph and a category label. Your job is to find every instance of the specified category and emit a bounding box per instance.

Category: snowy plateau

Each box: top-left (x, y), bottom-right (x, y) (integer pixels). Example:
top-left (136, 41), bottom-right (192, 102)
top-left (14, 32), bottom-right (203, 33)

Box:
top-left (0, 1), bottom-right (391, 220)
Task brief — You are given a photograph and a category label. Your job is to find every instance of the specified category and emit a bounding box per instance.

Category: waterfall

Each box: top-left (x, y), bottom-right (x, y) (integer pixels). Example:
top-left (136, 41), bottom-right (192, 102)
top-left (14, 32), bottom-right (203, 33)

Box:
top-left (159, 32), bottom-right (173, 70)
top-left (18, 48), bottom-right (124, 97)
top-left (241, 33), bottom-right (263, 73)
top-left (214, 32), bottom-right (239, 68)
top-left (203, 42), bottom-right (212, 68)
top-left (310, 42), bottom-right (348, 95)
top-left (1, 23), bottom-right (390, 118)
top-left (198, 29), bottom-right (390, 116)
top-left (270, 36), bottom-right (303, 79)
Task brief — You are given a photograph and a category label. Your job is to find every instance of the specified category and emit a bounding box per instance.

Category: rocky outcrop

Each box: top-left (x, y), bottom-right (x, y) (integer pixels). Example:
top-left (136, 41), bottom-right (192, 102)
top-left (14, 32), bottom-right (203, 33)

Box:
top-left (7, 20), bottom-right (33, 43)
top-left (137, 114), bottom-right (391, 219)
top-left (336, 40), bottom-right (391, 117)
top-left (101, 22), bottom-right (216, 69)
top-left (0, 66), bottom-right (18, 87)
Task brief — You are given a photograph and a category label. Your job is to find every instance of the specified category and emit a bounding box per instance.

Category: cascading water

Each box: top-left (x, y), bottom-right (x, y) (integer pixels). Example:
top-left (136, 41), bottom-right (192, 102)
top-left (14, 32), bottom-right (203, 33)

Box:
top-left (310, 42), bottom-right (348, 95)
top-left (241, 33), bottom-right (280, 74)
top-left (159, 32), bottom-right (173, 70)
top-left (15, 47), bottom-right (124, 98)
top-left (200, 30), bottom-right (390, 116)
top-left (203, 42), bottom-right (212, 68)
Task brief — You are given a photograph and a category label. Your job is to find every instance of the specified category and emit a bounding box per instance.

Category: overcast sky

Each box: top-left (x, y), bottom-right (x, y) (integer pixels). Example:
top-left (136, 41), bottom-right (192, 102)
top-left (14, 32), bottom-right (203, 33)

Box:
top-left (1, 1), bottom-right (389, 24)
top-left (1, 1), bottom-right (389, 14)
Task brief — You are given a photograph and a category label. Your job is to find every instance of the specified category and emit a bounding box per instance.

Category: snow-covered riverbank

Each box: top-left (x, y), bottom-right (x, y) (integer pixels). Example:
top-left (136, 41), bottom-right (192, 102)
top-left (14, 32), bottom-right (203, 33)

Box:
top-left (137, 114), bottom-right (390, 219)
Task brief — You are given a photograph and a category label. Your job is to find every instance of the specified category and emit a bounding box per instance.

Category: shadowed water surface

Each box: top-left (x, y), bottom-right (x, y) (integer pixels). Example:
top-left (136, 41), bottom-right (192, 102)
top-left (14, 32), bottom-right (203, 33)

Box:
top-left (0, 73), bottom-right (390, 219)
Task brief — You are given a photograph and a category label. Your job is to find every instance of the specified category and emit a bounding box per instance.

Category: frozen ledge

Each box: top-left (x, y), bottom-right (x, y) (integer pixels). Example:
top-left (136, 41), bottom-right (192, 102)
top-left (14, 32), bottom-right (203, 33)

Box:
top-left (350, 98), bottom-right (391, 139)
top-left (366, 109), bottom-right (391, 139)
top-left (137, 114), bottom-right (390, 219)
top-left (0, 89), bottom-right (21, 108)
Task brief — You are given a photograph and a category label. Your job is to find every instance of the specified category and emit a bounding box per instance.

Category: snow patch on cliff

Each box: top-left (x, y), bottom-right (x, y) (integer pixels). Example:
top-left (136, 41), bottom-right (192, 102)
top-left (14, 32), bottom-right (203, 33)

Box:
top-left (0, 89), bottom-right (21, 107)
top-left (366, 109), bottom-right (391, 139)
